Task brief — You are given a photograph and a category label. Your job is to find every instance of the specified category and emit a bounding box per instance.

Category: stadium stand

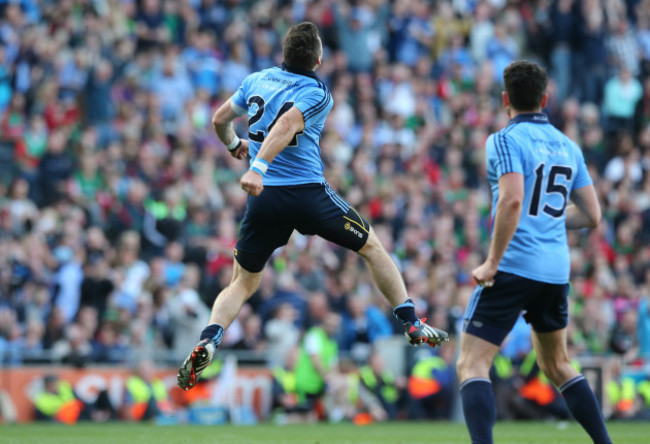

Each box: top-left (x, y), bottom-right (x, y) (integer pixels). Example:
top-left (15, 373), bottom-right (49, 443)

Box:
top-left (0, 0), bottom-right (649, 423)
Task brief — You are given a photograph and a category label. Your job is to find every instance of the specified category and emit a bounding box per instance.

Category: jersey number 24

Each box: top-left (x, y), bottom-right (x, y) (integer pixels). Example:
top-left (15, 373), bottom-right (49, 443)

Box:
top-left (247, 96), bottom-right (303, 146)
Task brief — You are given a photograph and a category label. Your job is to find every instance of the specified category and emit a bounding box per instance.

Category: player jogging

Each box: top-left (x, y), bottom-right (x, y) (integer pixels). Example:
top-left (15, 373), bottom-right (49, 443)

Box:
top-left (457, 61), bottom-right (612, 444)
top-left (177, 22), bottom-right (448, 391)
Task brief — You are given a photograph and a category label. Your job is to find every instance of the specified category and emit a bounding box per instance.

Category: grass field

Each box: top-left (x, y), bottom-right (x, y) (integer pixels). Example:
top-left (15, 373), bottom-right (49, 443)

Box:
top-left (0, 421), bottom-right (648, 444)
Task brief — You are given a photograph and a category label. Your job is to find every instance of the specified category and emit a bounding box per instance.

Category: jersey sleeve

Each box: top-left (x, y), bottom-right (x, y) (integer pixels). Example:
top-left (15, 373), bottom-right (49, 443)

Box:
top-left (230, 72), bottom-right (258, 111)
top-left (572, 147), bottom-right (593, 190)
top-left (486, 131), bottom-right (524, 178)
top-left (294, 86), bottom-right (333, 129)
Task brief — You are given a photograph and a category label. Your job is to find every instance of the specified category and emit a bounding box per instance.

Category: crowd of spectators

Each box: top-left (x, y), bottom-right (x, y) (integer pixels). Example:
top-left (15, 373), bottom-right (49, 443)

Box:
top-left (0, 0), bottom-right (649, 404)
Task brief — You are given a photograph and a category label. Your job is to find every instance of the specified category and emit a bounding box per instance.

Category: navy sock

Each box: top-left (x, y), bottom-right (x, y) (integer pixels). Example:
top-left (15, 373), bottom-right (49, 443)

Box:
top-left (392, 298), bottom-right (420, 325)
top-left (199, 323), bottom-right (224, 348)
top-left (560, 375), bottom-right (612, 444)
top-left (460, 378), bottom-right (496, 444)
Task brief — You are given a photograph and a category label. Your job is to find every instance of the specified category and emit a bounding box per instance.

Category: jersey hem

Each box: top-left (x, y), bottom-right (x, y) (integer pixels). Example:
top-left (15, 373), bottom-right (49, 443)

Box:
top-left (572, 180), bottom-right (594, 190)
top-left (262, 178), bottom-right (325, 186)
top-left (497, 265), bottom-right (569, 285)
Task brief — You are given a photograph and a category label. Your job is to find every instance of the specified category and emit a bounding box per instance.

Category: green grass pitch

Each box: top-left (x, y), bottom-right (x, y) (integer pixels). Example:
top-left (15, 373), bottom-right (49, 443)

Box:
top-left (1, 421), bottom-right (648, 444)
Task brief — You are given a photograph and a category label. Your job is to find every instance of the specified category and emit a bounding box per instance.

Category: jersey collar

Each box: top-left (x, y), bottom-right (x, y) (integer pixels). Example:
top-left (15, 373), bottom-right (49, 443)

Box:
top-left (281, 62), bottom-right (322, 82)
top-left (508, 112), bottom-right (549, 124)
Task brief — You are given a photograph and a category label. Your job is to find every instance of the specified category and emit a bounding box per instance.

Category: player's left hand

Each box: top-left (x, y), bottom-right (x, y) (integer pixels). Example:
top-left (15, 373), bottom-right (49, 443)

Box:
top-left (472, 259), bottom-right (498, 288)
top-left (230, 139), bottom-right (249, 160)
top-left (240, 169), bottom-right (264, 196)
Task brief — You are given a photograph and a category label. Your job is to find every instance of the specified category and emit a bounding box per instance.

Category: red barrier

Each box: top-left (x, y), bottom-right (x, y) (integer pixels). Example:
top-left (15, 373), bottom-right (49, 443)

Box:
top-left (0, 367), bottom-right (272, 423)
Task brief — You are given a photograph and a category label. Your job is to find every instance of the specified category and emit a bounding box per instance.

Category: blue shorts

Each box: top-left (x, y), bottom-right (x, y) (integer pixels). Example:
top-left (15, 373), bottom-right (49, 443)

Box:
top-left (235, 183), bottom-right (370, 272)
top-left (463, 271), bottom-right (569, 346)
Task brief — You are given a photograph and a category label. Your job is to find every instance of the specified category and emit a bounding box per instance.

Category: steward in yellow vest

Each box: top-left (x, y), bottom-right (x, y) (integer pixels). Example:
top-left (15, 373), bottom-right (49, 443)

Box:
top-left (637, 379), bottom-right (650, 419)
top-left (272, 366), bottom-right (302, 411)
top-left (606, 376), bottom-right (637, 418)
top-left (408, 352), bottom-right (454, 419)
top-left (360, 353), bottom-right (400, 419)
top-left (491, 353), bottom-right (519, 420)
top-left (517, 349), bottom-right (580, 419)
top-left (295, 314), bottom-right (340, 401)
top-left (125, 362), bottom-right (172, 421)
top-left (33, 374), bottom-right (116, 423)
top-left (33, 375), bottom-right (84, 424)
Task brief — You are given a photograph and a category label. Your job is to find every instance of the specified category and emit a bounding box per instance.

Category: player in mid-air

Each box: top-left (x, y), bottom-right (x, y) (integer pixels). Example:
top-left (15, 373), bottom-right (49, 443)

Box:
top-left (177, 22), bottom-right (448, 391)
top-left (457, 61), bottom-right (611, 444)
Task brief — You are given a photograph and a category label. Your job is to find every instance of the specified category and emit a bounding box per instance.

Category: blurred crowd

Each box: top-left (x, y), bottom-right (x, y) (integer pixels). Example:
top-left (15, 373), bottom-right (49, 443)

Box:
top-left (1, 0), bottom-right (650, 420)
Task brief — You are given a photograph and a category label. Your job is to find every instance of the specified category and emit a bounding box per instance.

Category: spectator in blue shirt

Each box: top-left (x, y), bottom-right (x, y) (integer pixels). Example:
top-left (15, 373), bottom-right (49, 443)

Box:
top-left (340, 295), bottom-right (392, 351)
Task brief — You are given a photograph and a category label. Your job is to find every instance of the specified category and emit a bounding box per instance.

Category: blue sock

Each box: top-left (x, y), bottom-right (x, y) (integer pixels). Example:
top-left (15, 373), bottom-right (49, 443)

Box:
top-left (460, 378), bottom-right (495, 444)
top-left (199, 323), bottom-right (224, 348)
top-left (560, 375), bottom-right (612, 444)
top-left (392, 298), bottom-right (420, 325)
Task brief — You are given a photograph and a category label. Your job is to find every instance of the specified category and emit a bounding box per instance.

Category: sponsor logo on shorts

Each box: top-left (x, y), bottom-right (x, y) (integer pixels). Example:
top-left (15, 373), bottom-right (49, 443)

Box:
top-left (472, 320), bottom-right (483, 328)
top-left (344, 222), bottom-right (363, 238)
top-left (234, 249), bottom-right (238, 256)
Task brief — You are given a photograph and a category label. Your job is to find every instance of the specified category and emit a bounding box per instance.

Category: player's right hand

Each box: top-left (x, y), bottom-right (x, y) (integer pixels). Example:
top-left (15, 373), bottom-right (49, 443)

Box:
top-left (229, 139), bottom-right (249, 160)
top-left (240, 169), bottom-right (264, 196)
top-left (472, 259), bottom-right (498, 288)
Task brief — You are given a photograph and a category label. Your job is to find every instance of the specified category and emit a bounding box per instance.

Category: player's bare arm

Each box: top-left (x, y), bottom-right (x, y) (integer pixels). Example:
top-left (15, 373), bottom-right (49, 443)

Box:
top-left (472, 172), bottom-right (523, 287)
top-left (212, 99), bottom-right (250, 160)
top-left (240, 107), bottom-right (306, 197)
top-left (566, 184), bottom-right (601, 230)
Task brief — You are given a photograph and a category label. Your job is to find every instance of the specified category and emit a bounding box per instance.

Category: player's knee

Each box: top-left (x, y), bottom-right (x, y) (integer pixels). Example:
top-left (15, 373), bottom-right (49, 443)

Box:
top-left (456, 355), bottom-right (467, 376)
top-left (457, 352), bottom-right (490, 381)
top-left (230, 273), bottom-right (260, 297)
top-left (357, 230), bottom-right (382, 258)
top-left (537, 356), bottom-right (573, 386)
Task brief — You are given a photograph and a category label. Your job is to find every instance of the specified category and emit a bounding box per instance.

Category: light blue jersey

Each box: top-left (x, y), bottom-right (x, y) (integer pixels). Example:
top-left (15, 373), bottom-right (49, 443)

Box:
top-left (231, 64), bottom-right (333, 186)
top-left (486, 113), bottom-right (593, 284)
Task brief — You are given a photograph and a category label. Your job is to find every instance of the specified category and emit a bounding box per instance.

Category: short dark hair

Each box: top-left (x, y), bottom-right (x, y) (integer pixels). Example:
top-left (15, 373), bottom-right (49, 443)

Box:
top-left (503, 61), bottom-right (548, 112)
top-left (283, 22), bottom-right (321, 71)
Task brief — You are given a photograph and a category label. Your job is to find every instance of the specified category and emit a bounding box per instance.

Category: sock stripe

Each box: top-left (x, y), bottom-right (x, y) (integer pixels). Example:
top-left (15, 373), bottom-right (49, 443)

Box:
top-left (393, 299), bottom-right (415, 316)
top-left (459, 377), bottom-right (492, 391)
top-left (559, 375), bottom-right (585, 393)
top-left (212, 329), bottom-right (223, 346)
top-left (393, 298), bottom-right (419, 325)
top-left (393, 298), bottom-right (414, 311)
top-left (201, 323), bottom-right (224, 348)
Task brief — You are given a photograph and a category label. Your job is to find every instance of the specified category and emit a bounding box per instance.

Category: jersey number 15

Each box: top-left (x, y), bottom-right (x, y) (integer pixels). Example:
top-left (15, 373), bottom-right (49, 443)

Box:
top-left (529, 163), bottom-right (573, 218)
top-left (247, 96), bottom-right (302, 146)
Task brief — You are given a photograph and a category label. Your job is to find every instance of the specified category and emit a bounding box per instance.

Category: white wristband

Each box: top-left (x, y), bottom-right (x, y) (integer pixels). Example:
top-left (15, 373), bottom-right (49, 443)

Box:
top-left (226, 136), bottom-right (241, 151)
top-left (250, 159), bottom-right (269, 175)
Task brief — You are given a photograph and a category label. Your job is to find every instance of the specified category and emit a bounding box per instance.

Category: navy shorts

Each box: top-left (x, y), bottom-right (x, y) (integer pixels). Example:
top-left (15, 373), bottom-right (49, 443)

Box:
top-left (463, 271), bottom-right (569, 346)
top-left (234, 183), bottom-right (370, 272)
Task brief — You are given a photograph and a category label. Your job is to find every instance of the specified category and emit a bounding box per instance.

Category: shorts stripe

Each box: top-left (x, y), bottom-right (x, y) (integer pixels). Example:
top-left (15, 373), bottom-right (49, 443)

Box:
top-left (324, 186), bottom-right (347, 212)
top-left (464, 286), bottom-right (483, 321)
top-left (324, 183), bottom-right (350, 212)
top-left (330, 191), bottom-right (350, 211)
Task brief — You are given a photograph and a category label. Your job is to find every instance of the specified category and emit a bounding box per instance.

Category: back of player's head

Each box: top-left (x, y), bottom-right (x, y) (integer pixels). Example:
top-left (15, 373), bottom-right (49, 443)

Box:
top-left (283, 22), bottom-right (321, 71)
top-left (503, 60), bottom-right (548, 112)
